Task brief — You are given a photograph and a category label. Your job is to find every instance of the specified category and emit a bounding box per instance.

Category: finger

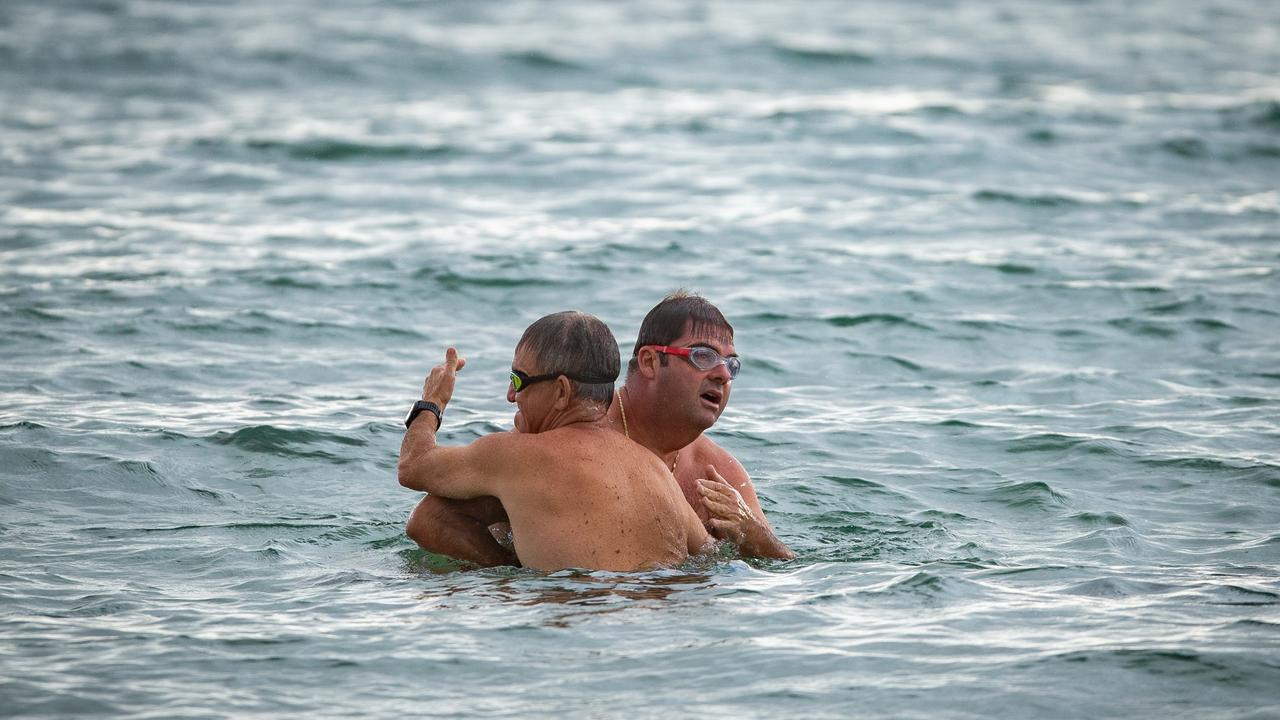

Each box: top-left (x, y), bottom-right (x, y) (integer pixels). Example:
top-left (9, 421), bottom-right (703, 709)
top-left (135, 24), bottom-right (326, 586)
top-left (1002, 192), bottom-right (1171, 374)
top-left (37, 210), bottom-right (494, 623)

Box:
top-left (696, 480), bottom-right (732, 502)
top-left (704, 464), bottom-right (730, 485)
top-left (708, 519), bottom-right (742, 541)
top-left (699, 494), bottom-right (736, 516)
top-left (444, 347), bottom-right (459, 370)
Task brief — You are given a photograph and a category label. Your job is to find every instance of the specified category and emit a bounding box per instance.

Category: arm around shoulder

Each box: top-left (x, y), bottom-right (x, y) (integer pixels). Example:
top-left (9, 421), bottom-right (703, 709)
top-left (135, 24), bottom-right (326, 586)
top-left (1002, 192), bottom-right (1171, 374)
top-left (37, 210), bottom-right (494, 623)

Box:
top-left (400, 431), bottom-right (522, 501)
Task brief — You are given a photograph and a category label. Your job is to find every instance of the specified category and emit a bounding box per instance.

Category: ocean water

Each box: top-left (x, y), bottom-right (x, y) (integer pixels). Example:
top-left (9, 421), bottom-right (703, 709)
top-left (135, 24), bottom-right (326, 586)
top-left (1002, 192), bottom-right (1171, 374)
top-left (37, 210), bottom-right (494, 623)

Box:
top-left (3, 0), bottom-right (1279, 717)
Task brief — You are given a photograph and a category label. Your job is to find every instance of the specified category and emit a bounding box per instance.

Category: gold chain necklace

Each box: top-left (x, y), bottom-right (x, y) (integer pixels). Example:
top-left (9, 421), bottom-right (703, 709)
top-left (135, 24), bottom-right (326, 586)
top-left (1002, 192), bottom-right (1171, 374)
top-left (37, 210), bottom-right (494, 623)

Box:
top-left (618, 388), bottom-right (679, 474)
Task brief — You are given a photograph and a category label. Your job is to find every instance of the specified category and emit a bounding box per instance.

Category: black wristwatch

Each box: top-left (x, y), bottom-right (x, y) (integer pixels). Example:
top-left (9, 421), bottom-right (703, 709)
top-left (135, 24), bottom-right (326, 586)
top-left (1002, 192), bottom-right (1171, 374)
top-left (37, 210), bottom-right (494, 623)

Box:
top-left (404, 400), bottom-right (442, 430)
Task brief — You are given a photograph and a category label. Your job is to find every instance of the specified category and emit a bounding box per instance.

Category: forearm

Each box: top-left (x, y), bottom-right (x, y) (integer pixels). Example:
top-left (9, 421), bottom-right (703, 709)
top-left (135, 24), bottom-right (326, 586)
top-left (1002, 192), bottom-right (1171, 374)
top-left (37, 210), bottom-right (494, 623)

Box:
top-left (406, 495), bottom-right (518, 567)
top-left (738, 517), bottom-right (795, 560)
top-left (397, 416), bottom-right (441, 492)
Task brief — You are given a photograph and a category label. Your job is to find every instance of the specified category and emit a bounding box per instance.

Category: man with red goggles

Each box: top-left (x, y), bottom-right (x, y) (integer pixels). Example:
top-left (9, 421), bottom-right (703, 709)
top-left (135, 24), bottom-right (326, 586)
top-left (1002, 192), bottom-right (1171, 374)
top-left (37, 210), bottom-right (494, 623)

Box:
top-left (607, 291), bottom-right (793, 560)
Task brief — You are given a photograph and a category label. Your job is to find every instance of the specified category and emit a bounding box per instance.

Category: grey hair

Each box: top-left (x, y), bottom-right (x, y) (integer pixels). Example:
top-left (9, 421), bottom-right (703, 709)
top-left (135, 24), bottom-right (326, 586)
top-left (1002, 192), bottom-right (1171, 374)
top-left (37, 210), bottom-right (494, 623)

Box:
top-left (517, 311), bottom-right (620, 407)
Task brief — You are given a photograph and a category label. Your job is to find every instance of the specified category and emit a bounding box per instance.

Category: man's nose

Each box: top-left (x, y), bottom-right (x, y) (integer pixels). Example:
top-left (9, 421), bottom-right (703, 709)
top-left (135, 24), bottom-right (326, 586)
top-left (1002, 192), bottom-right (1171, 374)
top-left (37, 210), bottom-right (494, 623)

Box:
top-left (707, 362), bottom-right (732, 384)
top-left (506, 385), bottom-right (517, 403)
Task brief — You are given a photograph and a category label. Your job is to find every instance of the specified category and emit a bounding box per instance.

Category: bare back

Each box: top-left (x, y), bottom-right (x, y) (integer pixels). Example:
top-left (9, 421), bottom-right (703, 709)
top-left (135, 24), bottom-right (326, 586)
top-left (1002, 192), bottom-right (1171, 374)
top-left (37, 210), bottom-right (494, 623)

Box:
top-left (496, 427), bottom-right (708, 572)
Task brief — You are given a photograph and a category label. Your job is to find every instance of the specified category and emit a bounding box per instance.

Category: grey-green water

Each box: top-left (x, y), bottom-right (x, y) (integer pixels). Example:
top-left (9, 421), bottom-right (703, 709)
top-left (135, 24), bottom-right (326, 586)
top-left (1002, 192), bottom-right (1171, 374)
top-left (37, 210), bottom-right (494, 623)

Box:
top-left (3, 1), bottom-right (1279, 717)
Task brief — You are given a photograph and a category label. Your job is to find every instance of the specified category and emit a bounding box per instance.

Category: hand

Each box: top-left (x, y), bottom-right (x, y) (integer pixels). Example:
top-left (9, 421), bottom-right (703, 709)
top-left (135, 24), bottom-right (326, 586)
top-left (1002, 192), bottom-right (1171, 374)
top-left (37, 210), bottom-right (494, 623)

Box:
top-left (696, 464), bottom-right (756, 545)
top-left (421, 347), bottom-right (466, 409)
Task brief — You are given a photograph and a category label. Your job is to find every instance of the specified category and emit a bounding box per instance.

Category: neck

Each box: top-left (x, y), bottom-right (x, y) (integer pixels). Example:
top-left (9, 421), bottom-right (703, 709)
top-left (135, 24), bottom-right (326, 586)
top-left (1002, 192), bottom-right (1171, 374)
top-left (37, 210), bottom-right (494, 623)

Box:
top-left (543, 403), bottom-right (609, 432)
top-left (613, 383), bottom-right (700, 457)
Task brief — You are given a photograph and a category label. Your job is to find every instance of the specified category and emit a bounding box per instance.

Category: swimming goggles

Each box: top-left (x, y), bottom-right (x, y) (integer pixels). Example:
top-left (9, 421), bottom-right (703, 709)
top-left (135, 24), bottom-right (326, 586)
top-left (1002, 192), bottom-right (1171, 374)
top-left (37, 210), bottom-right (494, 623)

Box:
top-left (509, 369), bottom-right (617, 393)
top-left (644, 345), bottom-right (741, 379)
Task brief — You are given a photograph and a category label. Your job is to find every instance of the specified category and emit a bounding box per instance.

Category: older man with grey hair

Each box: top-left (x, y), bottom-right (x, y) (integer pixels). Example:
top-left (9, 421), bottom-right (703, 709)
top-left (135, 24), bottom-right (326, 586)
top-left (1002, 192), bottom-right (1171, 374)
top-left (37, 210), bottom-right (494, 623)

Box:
top-left (398, 311), bottom-right (712, 572)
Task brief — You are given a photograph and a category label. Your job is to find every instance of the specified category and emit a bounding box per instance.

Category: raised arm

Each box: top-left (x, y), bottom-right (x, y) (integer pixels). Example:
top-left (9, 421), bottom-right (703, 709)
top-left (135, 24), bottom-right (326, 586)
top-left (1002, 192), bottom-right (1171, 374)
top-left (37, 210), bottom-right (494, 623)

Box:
top-left (696, 448), bottom-right (795, 560)
top-left (398, 347), bottom-right (516, 500)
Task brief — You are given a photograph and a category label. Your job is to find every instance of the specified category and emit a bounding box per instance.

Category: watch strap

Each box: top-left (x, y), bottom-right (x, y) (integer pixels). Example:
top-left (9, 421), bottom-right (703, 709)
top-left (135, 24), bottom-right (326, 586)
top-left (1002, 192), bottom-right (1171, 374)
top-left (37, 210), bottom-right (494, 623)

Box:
top-left (405, 400), bottom-right (442, 430)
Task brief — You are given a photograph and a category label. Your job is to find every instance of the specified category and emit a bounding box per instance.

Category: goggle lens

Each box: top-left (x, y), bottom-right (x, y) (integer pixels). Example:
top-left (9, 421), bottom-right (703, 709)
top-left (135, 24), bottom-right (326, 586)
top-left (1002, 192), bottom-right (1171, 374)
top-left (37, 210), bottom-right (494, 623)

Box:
top-left (687, 346), bottom-right (741, 378)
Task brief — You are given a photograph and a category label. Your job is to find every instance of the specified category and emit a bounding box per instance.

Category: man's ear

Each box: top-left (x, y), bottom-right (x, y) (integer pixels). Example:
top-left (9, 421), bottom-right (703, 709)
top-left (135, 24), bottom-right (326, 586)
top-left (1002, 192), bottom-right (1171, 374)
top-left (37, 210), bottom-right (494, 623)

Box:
top-left (636, 347), bottom-right (660, 379)
top-left (553, 375), bottom-right (574, 409)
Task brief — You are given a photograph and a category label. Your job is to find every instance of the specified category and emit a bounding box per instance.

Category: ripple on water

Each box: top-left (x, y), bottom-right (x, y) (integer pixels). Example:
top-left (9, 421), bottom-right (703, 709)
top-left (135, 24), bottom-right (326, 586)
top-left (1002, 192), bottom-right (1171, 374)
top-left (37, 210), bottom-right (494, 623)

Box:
top-left (971, 189), bottom-right (1090, 208)
top-left (960, 480), bottom-right (1070, 511)
top-left (1055, 526), bottom-right (1156, 559)
top-left (823, 313), bottom-right (933, 331)
top-left (1067, 511), bottom-right (1132, 528)
top-left (1198, 584), bottom-right (1280, 607)
top-left (242, 137), bottom-right (462, 162)
top-left (210, 425), bottom-right (366, 460)
top-left (860, 570), bottom-right (991, 605)
top-left (1059, 576), bottom-right (1178, 599)
top-left (1034, 646), bottom-right (1280, 699)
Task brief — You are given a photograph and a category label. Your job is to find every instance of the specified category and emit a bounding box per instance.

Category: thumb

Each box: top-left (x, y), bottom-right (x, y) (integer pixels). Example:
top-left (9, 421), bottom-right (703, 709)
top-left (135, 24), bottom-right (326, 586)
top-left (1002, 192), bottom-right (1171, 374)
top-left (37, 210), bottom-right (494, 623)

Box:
top-left (444, 347), bottom-right (465, 372)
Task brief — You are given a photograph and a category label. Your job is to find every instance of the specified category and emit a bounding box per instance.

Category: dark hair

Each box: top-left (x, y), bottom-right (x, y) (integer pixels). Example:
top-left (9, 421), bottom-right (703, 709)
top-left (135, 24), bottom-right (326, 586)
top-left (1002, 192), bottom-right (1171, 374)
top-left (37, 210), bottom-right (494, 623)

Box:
top-left (628, 290), bottom-right (734, 375)
top-left (517, 311), bottom-right (620, 406)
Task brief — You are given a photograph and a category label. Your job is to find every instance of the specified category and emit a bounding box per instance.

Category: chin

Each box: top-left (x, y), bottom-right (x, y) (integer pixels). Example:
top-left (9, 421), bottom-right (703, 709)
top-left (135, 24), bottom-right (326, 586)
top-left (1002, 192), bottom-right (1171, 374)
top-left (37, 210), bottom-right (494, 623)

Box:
top-left (694, 409), bottom-right (720, 431)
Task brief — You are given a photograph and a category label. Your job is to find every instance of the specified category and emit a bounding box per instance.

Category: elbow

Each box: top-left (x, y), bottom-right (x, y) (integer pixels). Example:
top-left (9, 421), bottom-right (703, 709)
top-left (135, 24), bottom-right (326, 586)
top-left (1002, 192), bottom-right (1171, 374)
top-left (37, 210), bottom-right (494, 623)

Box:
top-left (398, 456), bottom-right (423, 491)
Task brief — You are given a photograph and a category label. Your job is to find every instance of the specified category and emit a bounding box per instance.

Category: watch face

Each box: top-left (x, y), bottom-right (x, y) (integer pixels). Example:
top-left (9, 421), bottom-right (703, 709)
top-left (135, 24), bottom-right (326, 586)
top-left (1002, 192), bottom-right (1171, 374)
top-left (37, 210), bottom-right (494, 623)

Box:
top-left (405, 401), bottom-right (426, 428)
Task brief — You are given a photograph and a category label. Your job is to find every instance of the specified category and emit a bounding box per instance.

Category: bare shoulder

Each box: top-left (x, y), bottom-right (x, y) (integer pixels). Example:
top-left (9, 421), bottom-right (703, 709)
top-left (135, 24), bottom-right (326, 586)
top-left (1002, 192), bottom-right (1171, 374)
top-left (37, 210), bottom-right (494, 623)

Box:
top-left (687, 434), bottom-right (748, 482)
top-left (464, 430), bottom-right (558, 473)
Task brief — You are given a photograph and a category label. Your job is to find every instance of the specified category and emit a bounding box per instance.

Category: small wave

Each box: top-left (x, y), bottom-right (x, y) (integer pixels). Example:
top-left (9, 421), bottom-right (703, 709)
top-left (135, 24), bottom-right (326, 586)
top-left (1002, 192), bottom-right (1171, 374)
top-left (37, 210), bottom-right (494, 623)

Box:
top-left (738, 311), bottom-right (795, 323)
top-left (1060, 577), bottom-right (1175, 598)
top-left (968, 480), bottom-right (1068, 510)
top-left (863, 571), bottom-right (988, 602)
top-left (501, 50), bottom-right (585, 71)
top-left (415, 268), bottom-right (564, 290)
top-left (242, 138), bottom-right (458, 162)
top-left (1004, 433), bottom-right (1122, 456)
top-left (1144, 297), bottom-right (1214, 315)
top-left (15, 307), bottom-right (68, 323)
top-left (1106, 318), bottom-right (1178, 338)
top-left (1202, 584), bottom-right (1279, 606)
top-left (743, 357), bottom-right (786, 375)
top-left (1244, 143), bottom-right (1280, 158)
top-left (973, 189), bottom-right (1080, 208)
top-left (1025, 128), bottom-right (1056, 143)
top-left (1225, 619), bottom-right (1280, 629)
top-left (0, 420), bottom-right (52, 435)
top-left (845, 351), bottom-right (923, 372)
top-left (1043, 648), bottom-right (1233, 677)
top-left (1068, 511), bottom-right (1131, 528)
top-left (933, 419), bottom-right (983, 429)
top-left (771, 43), bottom-right (874, 65)
top-left (60, 593), bottom-right (143, 618)
top-left (1057, 527), bottom-right (1152, 557)
top-left (1138, 455), bottom-right (1279, 479)
top-left (210, 425), bottom-right (366, 460)
top-left (1220, 99), bottom-right (1280, 130)
top-left (824, 313), bottom-right (932, 331)
top-left (1159, 137), bottom-right (1210, 158)
top-left (1190, 317), bottom-right (1236, 331)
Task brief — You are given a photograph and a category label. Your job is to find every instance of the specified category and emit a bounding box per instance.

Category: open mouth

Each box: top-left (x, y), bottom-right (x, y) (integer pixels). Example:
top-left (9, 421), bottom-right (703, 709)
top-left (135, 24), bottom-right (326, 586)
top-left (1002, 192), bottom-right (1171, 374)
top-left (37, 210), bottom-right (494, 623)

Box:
top-left (700, 389), bottom-right (722, 407)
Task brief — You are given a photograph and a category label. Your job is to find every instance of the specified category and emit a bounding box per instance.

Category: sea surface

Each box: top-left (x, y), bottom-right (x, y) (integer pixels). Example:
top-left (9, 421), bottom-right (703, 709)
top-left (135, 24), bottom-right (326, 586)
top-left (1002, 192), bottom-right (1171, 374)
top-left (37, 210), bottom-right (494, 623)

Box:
top-left (3, 1), bottom-right (1279, 717)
